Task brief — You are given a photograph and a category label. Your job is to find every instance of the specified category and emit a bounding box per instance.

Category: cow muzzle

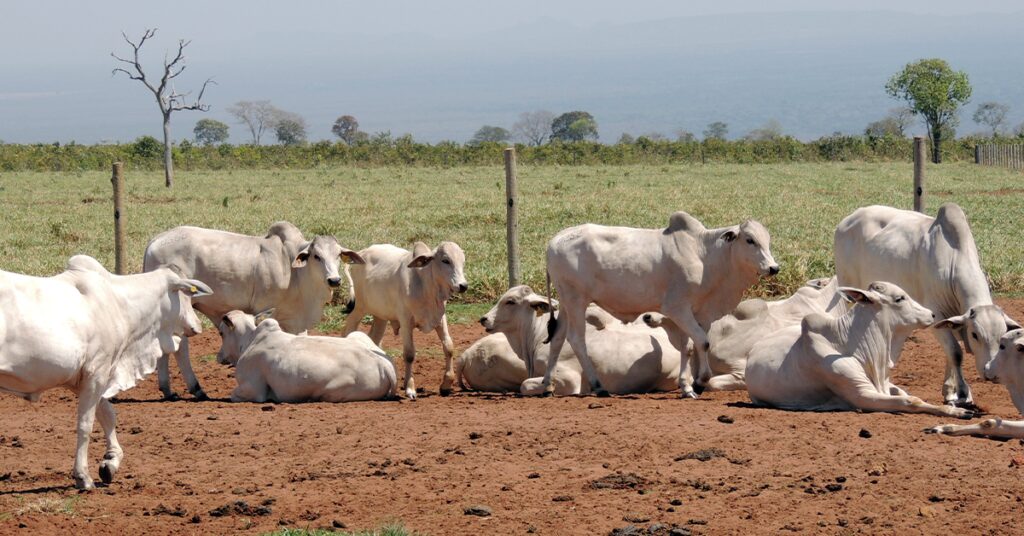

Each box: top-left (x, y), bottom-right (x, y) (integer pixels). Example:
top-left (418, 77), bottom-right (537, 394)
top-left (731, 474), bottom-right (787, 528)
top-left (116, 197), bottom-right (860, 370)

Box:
top-left (327, 277), bottom-right (342, 288)
top-left (458, 283), bottom-right (468, 293)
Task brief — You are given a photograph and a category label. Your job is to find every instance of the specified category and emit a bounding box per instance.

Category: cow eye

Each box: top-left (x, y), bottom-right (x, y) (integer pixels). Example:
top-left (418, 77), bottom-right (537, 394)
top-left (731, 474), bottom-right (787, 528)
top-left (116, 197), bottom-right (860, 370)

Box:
top-left (442, 258), bottom-right (452, 265)
top-left (505, 299), bottom-right (516, 305)
top-left (314, 254), bottom-right (322, 261)
top-left (1000, 344), bottom-right (1006, 350)
top-left (746, 238), bottom-right (755, 245)
top-left (893, 296), bottom-right (904, 303)
top-left (972, 332), bottom-right (979, 341)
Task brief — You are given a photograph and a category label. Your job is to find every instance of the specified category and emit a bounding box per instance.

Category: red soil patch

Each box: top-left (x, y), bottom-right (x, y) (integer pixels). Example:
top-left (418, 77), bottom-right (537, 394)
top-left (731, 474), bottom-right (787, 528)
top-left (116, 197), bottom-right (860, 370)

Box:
top-left (3, 301), bottom-right (1024, 535)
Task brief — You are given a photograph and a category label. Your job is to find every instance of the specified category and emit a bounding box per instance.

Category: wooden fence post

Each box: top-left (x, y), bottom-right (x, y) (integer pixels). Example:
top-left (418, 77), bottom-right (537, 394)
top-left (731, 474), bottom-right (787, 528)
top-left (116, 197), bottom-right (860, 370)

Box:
top-left (111, 162), bottom-right (125, 274)
top-left (975, 145), bottom-right (981, 165)
top-left (504, 148), bottom-right (521, 288)
top-left (913, 136), bottom-right (925, 213)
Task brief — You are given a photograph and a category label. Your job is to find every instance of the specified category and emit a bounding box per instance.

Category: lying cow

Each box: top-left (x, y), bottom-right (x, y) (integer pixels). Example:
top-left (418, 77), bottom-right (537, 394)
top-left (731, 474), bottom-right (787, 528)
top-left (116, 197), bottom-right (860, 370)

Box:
top-left (745, 281), bottom-right (971, 418)
top-left (534, 211), bottom-right (779, 398)
top-left (464, 286), bottom-right (679, 394)
top-left (927, 329), bottom-right (1024, 438)
top-left (643, 277), bottom-right (845, 391)
top-left (835, 204), bottom-right (1020, 406)
top-left (143, 221), bottom-right (364, 400)
top-left (215, 310), bottom-right (396, 403)
top-left (343, 241), bottom-right (467, 399)
top-left (0, 255), bottom-right (211, 489)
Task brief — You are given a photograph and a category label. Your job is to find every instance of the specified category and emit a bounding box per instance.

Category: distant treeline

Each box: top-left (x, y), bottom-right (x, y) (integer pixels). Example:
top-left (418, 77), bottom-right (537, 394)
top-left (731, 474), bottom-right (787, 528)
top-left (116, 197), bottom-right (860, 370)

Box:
top-left (0, 135), bottom-right (1008, 172)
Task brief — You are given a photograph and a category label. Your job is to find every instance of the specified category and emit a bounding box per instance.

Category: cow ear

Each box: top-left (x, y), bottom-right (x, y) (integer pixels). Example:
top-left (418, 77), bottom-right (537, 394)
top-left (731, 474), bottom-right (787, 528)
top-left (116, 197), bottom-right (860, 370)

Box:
top-left (408, 254), bottom-right (434, 268)
top-left (292, 244), bottom-right (311, 268)
top-left (839, 287), bottom-right (876, 305)
top-left (254, 308), bottom-right (275, 324)
top-left (933, 314), bottom-right (966, 330)
top-left (721, 229), bottom-right (738, 242)
top-left (1005, 315), bottom-right (1022, 332)
top-left (527, 297), bottom-right (554, 315)
top-left (340, 249), bottom-right (365, 264)
top-left (1016, 343), bottom-right (1024, 353)
top-left (221, 314), bottom-right (235, 331)
top-left (174, 279), bottom-right (213, 297)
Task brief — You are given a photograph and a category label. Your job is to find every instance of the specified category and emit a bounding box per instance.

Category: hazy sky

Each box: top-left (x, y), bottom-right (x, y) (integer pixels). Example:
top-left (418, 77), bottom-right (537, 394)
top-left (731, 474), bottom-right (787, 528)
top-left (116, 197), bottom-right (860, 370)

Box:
top-left (2, 1), bottom-right (1022, 143)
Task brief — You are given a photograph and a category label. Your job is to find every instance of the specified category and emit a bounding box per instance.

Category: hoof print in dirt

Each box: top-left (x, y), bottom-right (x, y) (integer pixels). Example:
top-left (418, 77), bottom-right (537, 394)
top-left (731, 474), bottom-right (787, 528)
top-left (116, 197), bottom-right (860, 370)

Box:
top-left (463, 505), bottom-right (492, 517)
top-left (590, 473), bottom-right (651, 491)
top-left (208, 500), bottom-right (272, 517)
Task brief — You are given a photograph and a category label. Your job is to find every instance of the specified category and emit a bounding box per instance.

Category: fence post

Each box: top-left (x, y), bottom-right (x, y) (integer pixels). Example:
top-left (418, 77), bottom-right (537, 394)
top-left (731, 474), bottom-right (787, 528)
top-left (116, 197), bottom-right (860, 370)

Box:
top-left (503, 147), bottom-right (521, 288)
top-left (111, 161), bottom-right (125, 275)
top-left (975, 145), bottom-right (981, 165)
top-left (913, 136), bottom-right (925, 213)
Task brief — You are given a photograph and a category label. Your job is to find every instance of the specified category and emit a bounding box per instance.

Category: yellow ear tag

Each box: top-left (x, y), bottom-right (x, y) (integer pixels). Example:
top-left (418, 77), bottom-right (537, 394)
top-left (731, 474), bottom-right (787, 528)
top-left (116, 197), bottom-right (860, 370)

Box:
top-left (190, 286), bottom-right (198, 293)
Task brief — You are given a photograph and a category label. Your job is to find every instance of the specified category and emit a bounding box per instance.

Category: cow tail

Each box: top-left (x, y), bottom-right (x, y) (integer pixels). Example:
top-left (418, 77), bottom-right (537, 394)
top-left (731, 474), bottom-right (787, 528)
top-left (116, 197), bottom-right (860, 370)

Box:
top-left (543, 270), bottom-right (558, 344)
top-left (381, 353), bottom-right (399, 400)
top-left (343, 264), bottom-right (356, 314)
top-left (454, 352), bottom-right (470, 391)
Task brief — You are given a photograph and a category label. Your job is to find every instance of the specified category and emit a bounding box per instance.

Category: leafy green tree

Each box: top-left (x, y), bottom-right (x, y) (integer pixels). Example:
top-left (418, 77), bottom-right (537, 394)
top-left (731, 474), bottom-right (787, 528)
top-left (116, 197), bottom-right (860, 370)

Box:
top-left (131, 135), bottom-right (162, 158)
top-left (864, 117), bottom-right (902, 138)
top-left (193, 119), bottom-right (229, 145)
top-left (703, 122), bottom-right (728, 140)
top-left (551, 111), bottom-right (598, 142)
top-left (332, 115), bottom-right (363, 144)
top-left (469, 125), bottom-right (511, 145)
top-left (274, 112), bottom-right (307, 146)
top-left (885, 58), bottom-right (972, 163)
top-left (617, 133), bottom-right (635, 145)
top-left (972, 102), bottom-right (1010, 137)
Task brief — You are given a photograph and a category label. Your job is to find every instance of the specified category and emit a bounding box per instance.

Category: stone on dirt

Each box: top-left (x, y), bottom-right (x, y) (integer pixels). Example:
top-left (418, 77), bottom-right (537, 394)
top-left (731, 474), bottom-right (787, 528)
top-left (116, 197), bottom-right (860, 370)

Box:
top-left (464, 505), bottom-right (492, 517)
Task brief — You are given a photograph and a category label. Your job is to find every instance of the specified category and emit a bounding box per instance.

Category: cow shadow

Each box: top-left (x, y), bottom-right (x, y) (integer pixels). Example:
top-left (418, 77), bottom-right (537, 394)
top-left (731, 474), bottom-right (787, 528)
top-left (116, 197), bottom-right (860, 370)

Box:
top-left (109, 396), bottom-right (232, 404)
top-left (0, 484), bottom-right (77, 495)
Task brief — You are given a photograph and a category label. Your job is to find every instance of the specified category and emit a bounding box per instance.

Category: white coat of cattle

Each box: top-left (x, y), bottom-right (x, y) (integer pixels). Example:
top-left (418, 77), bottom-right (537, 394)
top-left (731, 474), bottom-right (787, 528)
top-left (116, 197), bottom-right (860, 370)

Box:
top-left (535, 211), bottom-right (779, 398)
top-left (928, 329), bottom-right (1024, 438)
top-left (464, 286), bottom-right (680, 394)
top-left (643, 277), bottom-right (845, 391)
top-left (744, 281), bottom-right (971, 418)
top-left (835, 204), bottom-right (1020, 406)
top-left (0, 255), bottom-right (211, 489)
top-left (143, 221), bottom-right (364, 399)
top-left (216, 310), bottom-right (396, 403)
top-left (342, 241), bottom-right (467, 399)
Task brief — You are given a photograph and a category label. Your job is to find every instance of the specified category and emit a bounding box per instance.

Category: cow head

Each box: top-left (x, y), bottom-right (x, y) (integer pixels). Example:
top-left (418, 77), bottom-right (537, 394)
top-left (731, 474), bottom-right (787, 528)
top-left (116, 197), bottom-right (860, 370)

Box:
top-left (407, 241), bottom-right (468, 294)
top-left (216, 309), bottom-right (275, 365)
top-left (292, 236), bottom-right (365, 288)
top-left (480, 285), bottom-right (556, 336)
top-left (934, 305), bottom-right (1022, 381)
top-left (161, 277), bottom-right (213, 355)
top-left (840, 281), bottom-right (934, 331)
top-left (722, 220), bottom-right (780, 277)
top-left (982, 330), bottom-right (1024, 402)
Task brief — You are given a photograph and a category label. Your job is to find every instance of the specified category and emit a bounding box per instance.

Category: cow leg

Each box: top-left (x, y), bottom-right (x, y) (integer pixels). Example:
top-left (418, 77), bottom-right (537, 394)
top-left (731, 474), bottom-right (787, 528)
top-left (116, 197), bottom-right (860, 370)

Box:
top-left (825, 363), bottom-right (972, 418)
top-left (342, 302), bottom-right (366, 336)
top-left (400, 323), bottom-right (418, 400)
top-left (95, 398), bottom-right (123, 484)
top-left (706, 373), bottom-right (746, 391)
top-left (561, 300), bottom-right (605, 395)
top-left (934, 328), bottom-right (972, 406)
top-left (156, 353), bottom-right (179, 400)
top-left (661, 305), bottom-right (708, 398)
top-left (230, 368), bottom-right (268, 403)
top-left (534, 299), bottom-right (571, 396)
top-left (926, 418), bottom-right (1024, 438)
top-left (368, 317), bottom-right (388, 345)
top-left (172, 337), bottom-right (207, 400)
top-left (72, 387), bottom-right (102, 489)
top-left (436, 315), bottom-right (456, 396)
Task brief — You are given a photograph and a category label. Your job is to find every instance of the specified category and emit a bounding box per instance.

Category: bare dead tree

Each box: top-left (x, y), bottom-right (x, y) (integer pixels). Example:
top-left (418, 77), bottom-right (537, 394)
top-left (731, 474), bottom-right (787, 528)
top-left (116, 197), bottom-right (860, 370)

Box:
top-left (112, 28), bottom-right (214, 188)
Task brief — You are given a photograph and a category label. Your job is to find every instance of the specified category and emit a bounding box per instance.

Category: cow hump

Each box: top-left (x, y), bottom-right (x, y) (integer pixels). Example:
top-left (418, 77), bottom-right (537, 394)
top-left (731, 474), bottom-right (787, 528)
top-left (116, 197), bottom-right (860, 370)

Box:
top-left (932, 203), bottom-right (972, 250)
top-left (665, 211), bottom-right (705, 235)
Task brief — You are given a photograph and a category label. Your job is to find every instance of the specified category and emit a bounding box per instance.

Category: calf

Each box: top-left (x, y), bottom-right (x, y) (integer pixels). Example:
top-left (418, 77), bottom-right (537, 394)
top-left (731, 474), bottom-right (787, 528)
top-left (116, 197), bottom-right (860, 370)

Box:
top-left (216, 310), bottom-right (396, 403)
top-left (343, 241), bottom-right (467, 399)
top-left (744, 281), bottom-right (971, 418)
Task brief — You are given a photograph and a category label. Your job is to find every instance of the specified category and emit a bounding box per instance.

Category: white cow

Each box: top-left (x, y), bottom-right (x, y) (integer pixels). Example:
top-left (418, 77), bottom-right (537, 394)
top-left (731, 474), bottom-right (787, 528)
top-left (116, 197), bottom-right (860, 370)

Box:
top-left (534, 211), bottom-right (779, 398)
top-left (215, 310), bottom-right (396, 403)
top-left (643, 277), bottom-right (845, 391)
top-left (928, 329), bottom-right (1024, 438)
top-left (835, 204), bottom-right (1020, 406)
top-left (342, 241), bottom-right (467, 399)
top-left (745, 281), bottom-right (971, 418)
top-left (143, 221), bottom-right (365, 400)
top-left (464, 286), bottom-right (680, 394)
top-left (0, 255), bottom-right (211, 489)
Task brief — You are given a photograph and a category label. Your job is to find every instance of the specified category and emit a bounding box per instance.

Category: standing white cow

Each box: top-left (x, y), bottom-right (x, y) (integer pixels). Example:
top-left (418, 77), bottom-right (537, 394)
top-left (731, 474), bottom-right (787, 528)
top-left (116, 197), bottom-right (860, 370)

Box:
top-left (643, 277), bottom-right (845, 391)
top-left (0, 255), bottom-right (211, 489)
top-left (745, 281), bottom-right (971, 418)
top-left (835, 203), bottom-right (1020, 406)
top-left (143, 221), bottom-right (364, 400)
top-left (342, 241), bottom-right (467, 399)
top-left (465, 286), bottom-right (680, 394)
top-left (215, 310), bottom-right (396, 403)
top-left (928, 329), bottom-right (1024, 438)
top-left (534, 211), bottom-right (779, 398)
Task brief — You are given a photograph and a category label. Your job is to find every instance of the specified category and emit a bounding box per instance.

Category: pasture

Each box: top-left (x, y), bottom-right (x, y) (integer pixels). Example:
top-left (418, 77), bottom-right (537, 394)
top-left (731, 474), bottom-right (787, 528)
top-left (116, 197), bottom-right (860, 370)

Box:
top-left (2, 162), bottom-right (1024, 535)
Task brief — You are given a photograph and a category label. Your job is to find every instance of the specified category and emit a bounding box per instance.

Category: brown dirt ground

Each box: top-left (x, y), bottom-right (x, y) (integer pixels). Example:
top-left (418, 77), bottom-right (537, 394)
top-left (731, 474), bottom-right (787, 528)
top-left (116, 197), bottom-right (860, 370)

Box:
top-left (4, 301), bottom-right (1024, 535)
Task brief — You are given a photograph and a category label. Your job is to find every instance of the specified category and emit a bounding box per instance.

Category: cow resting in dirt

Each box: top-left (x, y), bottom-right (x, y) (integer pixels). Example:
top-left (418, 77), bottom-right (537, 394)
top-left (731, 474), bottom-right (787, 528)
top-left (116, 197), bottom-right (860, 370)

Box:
top-left (744, 281), bottom-right (972, 418)
top-left (643, 276), bottom-right (845, 391)
top-left (533, 211), bottom-right (779, 398)
top-left (143, 221), bottom-right (364, 400)
top-left (216, 310), bottom-right (396, 403)
top-left (464, 286), bottom-right (680, 394)
top-left (835, 203), bottom-right (1020, 406)
top-left (927, 329), bottom-right (1024, 438)
top-left (343, 241), bottom-right (467, 399)
top-left (0, 255), bottom-right (211, 489)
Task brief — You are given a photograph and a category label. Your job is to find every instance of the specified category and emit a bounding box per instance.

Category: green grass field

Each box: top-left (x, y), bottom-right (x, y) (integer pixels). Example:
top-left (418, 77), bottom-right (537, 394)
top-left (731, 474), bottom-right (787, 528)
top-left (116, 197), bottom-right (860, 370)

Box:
top-left (1, 162), bottom-right (1022, 327)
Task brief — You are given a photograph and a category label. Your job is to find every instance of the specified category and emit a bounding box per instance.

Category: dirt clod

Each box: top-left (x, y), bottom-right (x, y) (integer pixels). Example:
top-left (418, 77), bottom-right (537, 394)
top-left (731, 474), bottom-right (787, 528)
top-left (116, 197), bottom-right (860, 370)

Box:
top-left (469, 431), bottom-right (483, 440)
top-left (208, 501), bottom-right (271, 517)
top-left (590, 473), bottom-right (651, 491)
top-left (858, 428), bottom-right (872, 438)
top-left (717, 415), bottom-right (734, 424)
top-left (552, 495), bottom-right (574, 502)
top-left (463, 505), bottom-right (492, 517)
top-left (623, 513), bottom-right (651, 523)
top-left (675, 448), bottom-right (726, 462)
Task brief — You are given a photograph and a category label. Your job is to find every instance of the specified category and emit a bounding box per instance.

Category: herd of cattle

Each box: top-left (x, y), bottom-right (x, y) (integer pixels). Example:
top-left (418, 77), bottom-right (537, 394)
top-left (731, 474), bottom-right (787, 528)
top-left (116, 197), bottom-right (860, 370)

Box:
top-left (3, 203), bottom-right (1024, 491)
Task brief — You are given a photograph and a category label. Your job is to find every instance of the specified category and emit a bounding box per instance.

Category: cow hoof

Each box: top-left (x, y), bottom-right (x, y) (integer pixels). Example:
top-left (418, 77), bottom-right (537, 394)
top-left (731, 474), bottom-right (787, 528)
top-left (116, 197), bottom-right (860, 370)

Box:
top-left (439, 388), bottom-right (452, 397)
top-left (74, 475), bottom-right (95, 490)
top-left (162, 392), bottom-right (181, 401)
top-left (191, 390), bottom-right (209, 401)
top-left (595, 389), bottom-right (611, 398)
top-left (405, 389), bottom-right (417, 400)
top-left (99, 463), bottom-right (114, 484)
top-left (693, 383), bottom-right (707, 396)
top-left (681, 390), bottom-right (699, 399)
top-left (541, 390), bottom-right (554, 398)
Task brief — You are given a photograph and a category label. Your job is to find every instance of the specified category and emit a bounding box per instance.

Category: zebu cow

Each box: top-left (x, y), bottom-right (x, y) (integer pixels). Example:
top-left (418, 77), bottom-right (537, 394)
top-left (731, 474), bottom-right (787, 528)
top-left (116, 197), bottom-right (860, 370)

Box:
top-left (643, 277), bottom-right (845, 391)
top-left (216, 310), bottom-right (396, 403)
top-left (143, 221), bottom-right (364, 399)
top-left (343, 241), bottom-right (467, 399)
top-left (0, 255), bottom-right (211, 489)
top-left (927, 329), bottom-right (1024, 438)
top-left (463, 286), bottom-right (680, 394)
top-left (835, 204), bottom-right (1020, 406)
top-left (745, 281), bottom-right (971, 418)
top-left (534, 211), bottom-right (779, 397)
